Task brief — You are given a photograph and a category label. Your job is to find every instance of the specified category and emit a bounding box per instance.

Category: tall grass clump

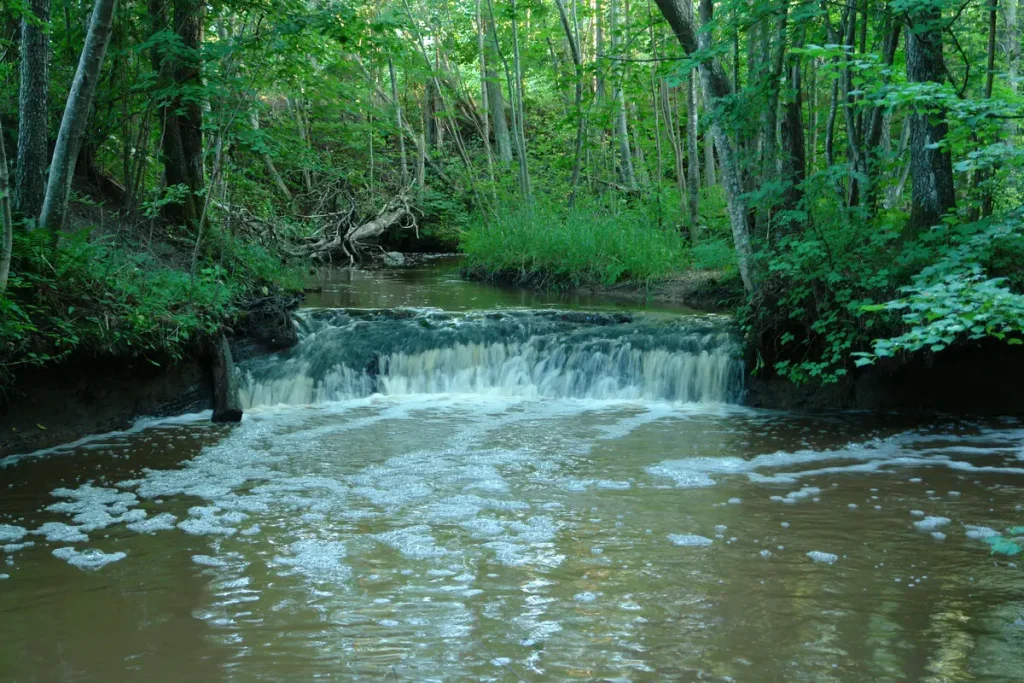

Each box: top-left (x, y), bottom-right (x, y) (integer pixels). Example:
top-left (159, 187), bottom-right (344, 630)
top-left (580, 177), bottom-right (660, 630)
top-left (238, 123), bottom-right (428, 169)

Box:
top-left (460, 198), bottom-right (690, 287)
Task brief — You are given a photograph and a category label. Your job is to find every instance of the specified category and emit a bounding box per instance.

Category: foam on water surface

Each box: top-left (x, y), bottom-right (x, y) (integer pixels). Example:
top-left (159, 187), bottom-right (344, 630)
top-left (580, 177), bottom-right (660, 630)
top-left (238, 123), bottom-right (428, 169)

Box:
top-left (668, 534), bottom-right (714, 547)
top-left (52, 547), bottom-right (127, 571)
top-left (2, 350), bottom-right (1024, 680)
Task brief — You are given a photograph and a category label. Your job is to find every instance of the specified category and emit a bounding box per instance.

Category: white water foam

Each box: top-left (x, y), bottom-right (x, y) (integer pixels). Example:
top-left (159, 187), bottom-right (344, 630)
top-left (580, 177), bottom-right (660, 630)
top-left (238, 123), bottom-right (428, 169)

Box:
top-left (52, 547), bottom-right (127, 571)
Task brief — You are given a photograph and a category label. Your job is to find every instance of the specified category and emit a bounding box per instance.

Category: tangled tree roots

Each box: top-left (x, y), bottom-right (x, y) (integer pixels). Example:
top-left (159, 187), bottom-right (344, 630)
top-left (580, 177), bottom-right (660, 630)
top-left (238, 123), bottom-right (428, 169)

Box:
top-left (230, 185), bottom-right (420, 265)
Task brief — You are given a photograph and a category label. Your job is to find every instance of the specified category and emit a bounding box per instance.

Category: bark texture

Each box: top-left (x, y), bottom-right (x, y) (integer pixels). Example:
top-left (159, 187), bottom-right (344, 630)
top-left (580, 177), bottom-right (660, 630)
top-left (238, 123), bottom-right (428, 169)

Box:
top-left (39, 0), bottom-right (118, 232)
top-left (0, 124), bottom-right (13, 292)
top-left (905, 10), bottom-right (956, 231)
top-left (653, 0), bottom-right (755, 293)
top-left (149, 0), bottom-right (205, 231)
top-left (15, 0), bottom-right (50, 222)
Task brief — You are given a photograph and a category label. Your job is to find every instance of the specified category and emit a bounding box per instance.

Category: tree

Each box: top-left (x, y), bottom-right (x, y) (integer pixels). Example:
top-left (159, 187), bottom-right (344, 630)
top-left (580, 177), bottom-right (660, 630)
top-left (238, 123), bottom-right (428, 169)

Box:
top-left (0, 123), bottom-right (13, 293)
top-left (148, 0), bottom-right (206, 232)
top-left (15, 0), bottom-right (50, 222)
top-left (38, 0), bottom-right (118, 232)
top-left (653, 0), bottom-right (755, 292)
top-left (904, 0), bottom-right (956, 231)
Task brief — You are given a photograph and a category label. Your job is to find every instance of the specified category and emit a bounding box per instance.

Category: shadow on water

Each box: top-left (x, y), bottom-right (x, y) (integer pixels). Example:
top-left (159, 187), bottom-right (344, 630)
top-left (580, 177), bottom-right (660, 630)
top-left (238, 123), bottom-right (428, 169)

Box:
top-left (303, 256), bottom-right (695, 313)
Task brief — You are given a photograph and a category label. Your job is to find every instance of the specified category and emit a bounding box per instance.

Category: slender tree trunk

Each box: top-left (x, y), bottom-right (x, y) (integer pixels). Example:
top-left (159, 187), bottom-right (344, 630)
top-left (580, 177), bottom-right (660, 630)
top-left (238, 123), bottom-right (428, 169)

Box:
top-left (595, 0), bottom-right (606, 103)
top-left (250, 110), bottom-right (293, 203)
top-left (416, 133), bottom-right (426, 186)
top-left (1007, 0), bottom-right (1020, 94)
top-left (778, 30), bottom-right (807, 236)
top-left (509, 0), bottom-right (532, 196)
top-left (863, 19), bottom-right (901, 208)
top-left (175, 0), bottom-right (204, 205)
top-left (555, 0), bottom-right (586, 206)
top-left (39, 0), bottom-right (118, 232)
top-left (476, 0), bottom-right (496, 182)
top-left (16, 0), bottom-right (50, 222)
top-left (661, 81), bottom-right (689, 234)
top-left (686, 73), bottom-right (701, 235)
top-left (148, 0), bottom-right (203, 231)
top-left (389, 59), bottom-right (410, 187)
top-left (973, 0), bottom-right (998, 218)
top-left (289, 97), bottom-right (315, 194)
top-left (654, 0), bottom-right (755, 293)
top-left (0, 123), bottom-right (13, 292)
top-left (809, 58), bottom-right (818, 170)
top-left (840, 3), bottom-right (863, 206)
top-left (610, 0), bottom-right (637, 189)
top-left (487, 68), bottom-right (514, 163)
top-left (905, 7), bottom-right (956, 231)
top-left (825, 75), bottom-right (839, 167)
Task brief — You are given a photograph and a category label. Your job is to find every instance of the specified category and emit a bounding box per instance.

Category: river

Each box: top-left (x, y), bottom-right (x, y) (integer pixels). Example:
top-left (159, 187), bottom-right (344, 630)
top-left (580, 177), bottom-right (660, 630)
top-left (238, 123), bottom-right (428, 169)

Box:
top-left (1, 259), bottom-right (1022, 681)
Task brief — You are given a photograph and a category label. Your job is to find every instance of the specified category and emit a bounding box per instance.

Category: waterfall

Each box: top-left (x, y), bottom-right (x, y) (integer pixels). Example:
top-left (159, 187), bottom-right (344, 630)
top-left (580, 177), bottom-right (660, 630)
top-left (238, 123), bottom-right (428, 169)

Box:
top-left (239, 309), bottom-right (745, 407)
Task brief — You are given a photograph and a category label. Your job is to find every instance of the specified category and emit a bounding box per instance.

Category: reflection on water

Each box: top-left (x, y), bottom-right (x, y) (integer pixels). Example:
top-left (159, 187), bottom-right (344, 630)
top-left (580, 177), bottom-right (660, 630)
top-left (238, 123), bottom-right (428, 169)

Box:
top-left (303, 257), bottom-right (694, 313)
top-left (1, 400), bottom-right (1022, 681)
top-left (0, 263), bottom-right (1022, 680)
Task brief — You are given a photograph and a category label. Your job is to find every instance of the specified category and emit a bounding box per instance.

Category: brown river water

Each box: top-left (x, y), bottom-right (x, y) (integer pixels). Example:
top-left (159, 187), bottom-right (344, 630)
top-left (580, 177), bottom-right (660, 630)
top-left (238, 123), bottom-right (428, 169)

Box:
top-left (1, 260), bottom-right (1022, 682)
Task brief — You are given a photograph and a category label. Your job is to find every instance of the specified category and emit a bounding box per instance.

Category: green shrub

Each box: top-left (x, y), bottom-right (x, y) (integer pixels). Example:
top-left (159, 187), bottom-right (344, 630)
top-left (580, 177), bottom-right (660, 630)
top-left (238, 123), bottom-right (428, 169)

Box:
top-left (0, 227), bottom-right (302, 389)
top-left (460, 197), bottom-right (691, 287)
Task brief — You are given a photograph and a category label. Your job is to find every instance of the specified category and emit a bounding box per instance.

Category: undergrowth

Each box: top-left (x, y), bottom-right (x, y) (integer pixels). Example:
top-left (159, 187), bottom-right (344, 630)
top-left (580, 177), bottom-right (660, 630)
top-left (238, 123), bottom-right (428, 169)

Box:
top-left (460, 197), bottom-right (721, 288)
top-left (0, 228), bottom-right (303, 390)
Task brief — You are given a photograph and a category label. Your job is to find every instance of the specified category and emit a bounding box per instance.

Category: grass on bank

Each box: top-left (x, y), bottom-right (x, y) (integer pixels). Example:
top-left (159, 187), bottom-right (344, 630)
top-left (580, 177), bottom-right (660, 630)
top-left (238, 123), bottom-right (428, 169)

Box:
top-left (460, 196), bottom-right (736, 288)
top-left (0, 227), bottom-right (303, 389)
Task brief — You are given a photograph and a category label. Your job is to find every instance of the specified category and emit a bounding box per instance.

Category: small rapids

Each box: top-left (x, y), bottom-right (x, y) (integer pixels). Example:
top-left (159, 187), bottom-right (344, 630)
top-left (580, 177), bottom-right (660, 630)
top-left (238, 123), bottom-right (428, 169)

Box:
top-left (238, 308), bottom-right (745, 407)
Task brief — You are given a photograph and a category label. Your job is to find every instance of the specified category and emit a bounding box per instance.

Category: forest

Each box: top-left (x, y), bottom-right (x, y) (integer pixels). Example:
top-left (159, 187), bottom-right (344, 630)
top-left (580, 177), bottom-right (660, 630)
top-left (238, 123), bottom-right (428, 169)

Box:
top-left (1, 0), bottom-right (1023, 391)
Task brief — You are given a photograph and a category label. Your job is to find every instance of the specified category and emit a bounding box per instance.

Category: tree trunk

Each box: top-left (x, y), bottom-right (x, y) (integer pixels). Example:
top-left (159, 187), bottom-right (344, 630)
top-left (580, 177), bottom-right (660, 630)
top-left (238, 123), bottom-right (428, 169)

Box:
top-left (610, 0), bottom-right (637, 189)
top-left (476, 0), bottom-right (496, 181)
top-left (0, 123), bottom-right (13, 293)
top-left (148, 0), bottom-right (204, 231)
top-left (1007, 0), bottom-right (1020, 95)
top-left (388, 59), bottom-right (410, 187)
top-left (175, 0), bottom-right (204, 207)
top-left (653, 0), bottom-right (755, 293)
top-left (778, 37), bottom-right (807, 236)
top-left (487, 68), bottom-right (514, 163)
top-left (39, 0), bottom-right (118, 232)
top-left (905, 8), bottom-right (956, 231)
top-left (686, 73), bottom-right (701, 236)
top-left (555, 0), bottom-right (586, 206)
top-left (15, 0), bottom-right (50, 223)
top-left (289, 97), bottom-right (315, 194)
top-left (972, 0), bottom-right (998, 218)
top-left (509, 0), bottom-right (532, 196)
top-left (250, 110), bottom-right (293, 203)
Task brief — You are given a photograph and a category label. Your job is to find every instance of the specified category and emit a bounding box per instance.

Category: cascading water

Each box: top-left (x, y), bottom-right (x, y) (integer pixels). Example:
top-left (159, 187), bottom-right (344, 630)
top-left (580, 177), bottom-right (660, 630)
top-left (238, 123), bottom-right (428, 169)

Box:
top-left (238, 308), bottom-right (745, 407)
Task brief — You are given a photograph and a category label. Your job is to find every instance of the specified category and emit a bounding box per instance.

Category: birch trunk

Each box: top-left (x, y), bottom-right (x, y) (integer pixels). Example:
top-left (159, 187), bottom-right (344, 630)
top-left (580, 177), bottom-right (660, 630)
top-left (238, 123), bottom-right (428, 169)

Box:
top-left (39, 0), bottom-right (118, 232)
top-left (686, 72), bottom-right (701, 236)
top-left (653, 0), bottom-right (755, 293)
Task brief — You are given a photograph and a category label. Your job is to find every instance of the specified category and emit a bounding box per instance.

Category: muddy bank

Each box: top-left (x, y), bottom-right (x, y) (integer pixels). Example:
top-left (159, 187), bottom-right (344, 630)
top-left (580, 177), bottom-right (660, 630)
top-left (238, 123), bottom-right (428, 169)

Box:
top-left (0, 357), bottom-right (212, 457)
top-left (0, 297), bottom-right (300, 457)
top-left (747, 340), bottom-right (1024, 416)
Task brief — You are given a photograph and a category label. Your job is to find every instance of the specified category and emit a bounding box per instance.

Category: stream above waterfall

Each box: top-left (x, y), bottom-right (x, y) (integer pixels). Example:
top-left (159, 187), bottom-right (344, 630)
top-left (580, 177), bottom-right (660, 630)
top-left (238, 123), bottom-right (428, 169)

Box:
top-left (1, 264), bottom-right (1022, 681)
